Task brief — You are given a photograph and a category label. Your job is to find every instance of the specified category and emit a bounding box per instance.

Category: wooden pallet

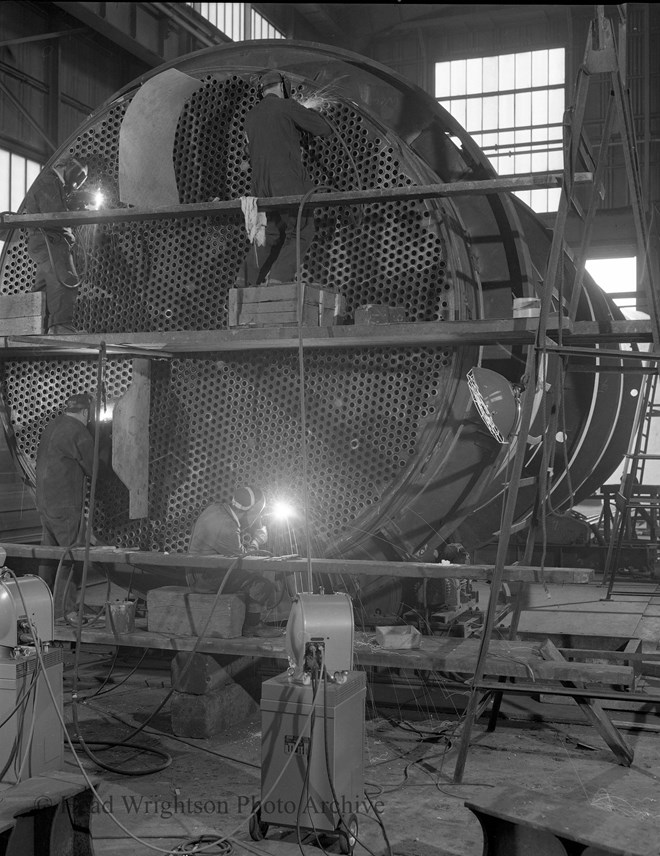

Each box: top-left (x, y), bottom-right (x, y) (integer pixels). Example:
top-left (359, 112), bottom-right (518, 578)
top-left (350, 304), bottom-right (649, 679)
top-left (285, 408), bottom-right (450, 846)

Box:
top-left (228, 283), bottom-right (343, 327)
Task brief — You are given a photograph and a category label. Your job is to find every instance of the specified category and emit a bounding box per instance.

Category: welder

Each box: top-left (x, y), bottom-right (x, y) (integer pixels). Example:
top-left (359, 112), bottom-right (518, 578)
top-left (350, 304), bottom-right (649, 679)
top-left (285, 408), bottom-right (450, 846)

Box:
top-left (24, 156), bottom-right (88, 334)
top-left (236, 69), bottom-right (331, 287)
top-left (35, 393), bottom-right (94, 618)
top-left (187, 485), bottom-right (281, 637)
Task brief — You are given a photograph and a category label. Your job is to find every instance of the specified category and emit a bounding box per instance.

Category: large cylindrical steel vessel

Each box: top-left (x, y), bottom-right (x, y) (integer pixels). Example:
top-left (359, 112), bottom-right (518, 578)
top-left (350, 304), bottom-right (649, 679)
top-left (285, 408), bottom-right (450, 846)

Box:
top-left (0, 41), bottom-right (639, 609)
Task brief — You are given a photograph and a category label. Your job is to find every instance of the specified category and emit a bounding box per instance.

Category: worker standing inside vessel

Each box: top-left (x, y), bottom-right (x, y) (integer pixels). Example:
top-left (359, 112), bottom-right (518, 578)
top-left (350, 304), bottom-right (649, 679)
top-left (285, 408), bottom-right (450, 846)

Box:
top-left (187, 485), bottom-right (281, 637)
top-left (35, 393), bottom-right (95, 618)
top-left (236, 70), bottom-right (331, 287)
top-left (24, 157), bottom-right (88, 334)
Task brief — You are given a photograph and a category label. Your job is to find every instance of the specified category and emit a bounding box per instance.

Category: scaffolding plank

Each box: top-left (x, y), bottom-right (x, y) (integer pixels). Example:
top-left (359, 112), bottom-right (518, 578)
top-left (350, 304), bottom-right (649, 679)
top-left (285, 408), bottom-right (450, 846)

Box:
top-left (0, 542), bottom-right (594, 583)
top-left (3, 317), bottom-right (571, 356)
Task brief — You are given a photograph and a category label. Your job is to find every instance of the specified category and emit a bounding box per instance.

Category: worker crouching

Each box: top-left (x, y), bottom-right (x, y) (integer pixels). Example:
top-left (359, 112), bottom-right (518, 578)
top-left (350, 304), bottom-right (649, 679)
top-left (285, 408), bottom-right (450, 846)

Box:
top-left (187, 486), bottom-right (282, 637)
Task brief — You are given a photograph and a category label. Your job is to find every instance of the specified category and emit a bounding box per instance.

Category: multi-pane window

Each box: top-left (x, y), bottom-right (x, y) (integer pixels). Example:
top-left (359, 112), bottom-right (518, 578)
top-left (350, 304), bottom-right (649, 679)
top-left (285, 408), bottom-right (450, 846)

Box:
top-left (188, 3), bottom-right (284, 40)
top-left (0, 148), bottom-right (41, 242)
top-left (192, 2), bottom-right (245, 40)
top-left (435, 49), bottom-right (565, 213)
top-left (250, 7), bottom-right (284, 39)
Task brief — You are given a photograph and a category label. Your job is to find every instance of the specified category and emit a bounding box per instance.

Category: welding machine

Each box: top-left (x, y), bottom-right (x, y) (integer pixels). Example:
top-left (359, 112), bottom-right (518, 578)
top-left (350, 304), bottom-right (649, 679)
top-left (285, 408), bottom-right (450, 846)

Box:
top-left (0, 572), bottom-right (64, 782)
top-left (250, 592), bottom-right (365, 854)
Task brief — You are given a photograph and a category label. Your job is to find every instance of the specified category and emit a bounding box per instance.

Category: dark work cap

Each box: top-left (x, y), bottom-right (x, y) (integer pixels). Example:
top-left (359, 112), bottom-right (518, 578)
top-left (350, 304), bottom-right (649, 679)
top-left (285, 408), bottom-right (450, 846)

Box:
top-left (65, 393), bottom-right (93, 412)
top-left (261, 70), bottom-right (286, 88)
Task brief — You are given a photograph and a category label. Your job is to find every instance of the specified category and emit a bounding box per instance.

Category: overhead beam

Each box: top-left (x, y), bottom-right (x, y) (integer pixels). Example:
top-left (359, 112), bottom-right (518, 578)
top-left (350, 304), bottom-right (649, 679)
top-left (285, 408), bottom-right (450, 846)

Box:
top-left (0, 28), bottom-right (87, 48)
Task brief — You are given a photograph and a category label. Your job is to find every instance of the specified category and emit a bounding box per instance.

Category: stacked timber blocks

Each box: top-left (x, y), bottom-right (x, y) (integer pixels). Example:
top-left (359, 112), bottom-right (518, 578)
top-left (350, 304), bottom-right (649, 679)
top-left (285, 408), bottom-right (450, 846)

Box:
top-left (228, 283), bottom-right (344, 327)
top-left (146, 588), bottom-right (254, 738)
top-left (170, 652), bottom-right (259, 738)
top-left (146, 587), bottom-right (245, 638)
top-left (0, 293), bottom-right (45, 335)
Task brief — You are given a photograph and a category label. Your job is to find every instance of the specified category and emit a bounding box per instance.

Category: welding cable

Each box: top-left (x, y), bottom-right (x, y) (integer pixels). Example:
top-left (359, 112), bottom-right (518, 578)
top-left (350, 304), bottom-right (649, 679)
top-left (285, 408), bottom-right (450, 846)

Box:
top-left (171, 837), bottom-right (232, 855)
top-left (294, 185), bottom-right (333, 592)
top-left (321, 665), bottom-right (384, 856)
top-left (304, 107), bottom-right (363, 228)
top-left (86, 646), bottom-right (151, 699)
top-left (4, 568), bottom-right (204, 855)
top-left (125, 658), bottom-right (324, 852)
top-left (295, 668), bottom-right (320, 856)
top-left (0, 658), bottom-right (41, 782)
top-left (80, 700), bottom-right (260, 769)
top-left (15, 668), bottom-right (40, 782)
top-left (66, 349), bottom-right (171, 775)
top-left (71, 556), bottom-right (245, 776)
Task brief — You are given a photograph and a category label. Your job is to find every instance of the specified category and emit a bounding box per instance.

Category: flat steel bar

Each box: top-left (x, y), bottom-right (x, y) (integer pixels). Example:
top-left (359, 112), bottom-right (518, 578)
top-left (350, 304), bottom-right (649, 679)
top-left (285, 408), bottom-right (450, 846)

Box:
top-left (0, 173), bottom-right (593, 230)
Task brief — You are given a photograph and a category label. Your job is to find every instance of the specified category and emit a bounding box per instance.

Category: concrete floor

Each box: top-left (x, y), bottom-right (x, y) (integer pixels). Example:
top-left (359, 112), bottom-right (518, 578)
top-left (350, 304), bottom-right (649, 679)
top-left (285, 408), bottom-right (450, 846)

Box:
top-left (65, 677), bottom-right (660, 856)
top-left (57, 577), bottom-right (660, 856)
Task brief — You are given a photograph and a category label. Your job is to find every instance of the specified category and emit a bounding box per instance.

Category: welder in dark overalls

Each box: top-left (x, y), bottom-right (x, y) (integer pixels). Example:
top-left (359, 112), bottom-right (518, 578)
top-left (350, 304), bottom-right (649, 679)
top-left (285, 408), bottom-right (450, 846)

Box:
top-left (237, 70), bottom-right (331, 286)
top-left (24, 157), bottom-right (88, 334)
top-left (187, 486), bottom-right (281, 637)
top-left (35, 393), bottom-right (95, 618)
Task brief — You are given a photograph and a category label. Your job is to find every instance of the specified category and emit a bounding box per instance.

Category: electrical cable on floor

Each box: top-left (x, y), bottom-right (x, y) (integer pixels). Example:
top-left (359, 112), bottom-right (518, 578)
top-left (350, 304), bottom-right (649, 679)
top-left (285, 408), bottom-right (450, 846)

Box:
top-left (5, 567), bottom-right (186, 855)
top-left (72, 555), bottom-right (244, 774)
top-left (170, 837), bottom-right (232, 855)
top-left (66, 353), bottom-right (172, 776)
top-left (321, 662), bottom-right (385, 856)
top-left (79, 698), bottom-right (260, 769)
top-left (85, 647), bottom-right (150, 699)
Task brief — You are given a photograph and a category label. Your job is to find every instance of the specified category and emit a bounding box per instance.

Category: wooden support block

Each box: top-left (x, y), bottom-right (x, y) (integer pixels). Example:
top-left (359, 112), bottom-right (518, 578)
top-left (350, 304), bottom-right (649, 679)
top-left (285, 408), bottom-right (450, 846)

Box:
top-left (0, 293), bottom-right (45, 334)
top-left (539, 638), bottom-right (634, 766)
top-left (171, 652), bottom-right (254, 694)
top-left (146, 586), bottom-right (245, 638)
top-left (171, 681), bottom-right (258, 737)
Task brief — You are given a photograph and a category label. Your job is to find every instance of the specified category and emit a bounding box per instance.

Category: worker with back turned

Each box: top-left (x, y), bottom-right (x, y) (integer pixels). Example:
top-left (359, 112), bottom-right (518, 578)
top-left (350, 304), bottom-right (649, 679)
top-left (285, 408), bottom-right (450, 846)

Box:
top-left (35, 393), bottom-right (95, 619)
top-left (236, 70), bottom-right (331, 287)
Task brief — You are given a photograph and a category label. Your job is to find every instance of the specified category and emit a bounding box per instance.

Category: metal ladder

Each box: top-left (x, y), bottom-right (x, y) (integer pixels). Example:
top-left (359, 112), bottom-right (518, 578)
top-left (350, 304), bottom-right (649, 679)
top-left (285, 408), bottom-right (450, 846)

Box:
top-left (453, 6), bottom-right (658, 783)
top-left (603, 369), bottom-right (660, 598)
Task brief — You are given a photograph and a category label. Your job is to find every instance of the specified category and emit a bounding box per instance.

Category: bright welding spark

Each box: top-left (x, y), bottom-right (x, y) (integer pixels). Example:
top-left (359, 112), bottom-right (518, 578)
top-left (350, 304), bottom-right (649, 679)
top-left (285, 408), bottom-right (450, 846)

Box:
top-left (98, 400), bottom-right (116, 422)
top-left (272, 500), bottom-right (296, 521)
top-left (93, 190), bottom-right (105, 210)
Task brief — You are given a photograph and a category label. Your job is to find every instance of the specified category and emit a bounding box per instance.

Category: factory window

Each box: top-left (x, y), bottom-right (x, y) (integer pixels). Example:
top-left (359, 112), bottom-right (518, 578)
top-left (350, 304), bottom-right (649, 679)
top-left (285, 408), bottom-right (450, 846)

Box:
top-left (250, 8), bottom-right (284, 39)
top-left (188, 3), bottom-right (245, 40)
top-left (188, 4), bottom-right (284, 40)
top-left (435, 48), bottom-right (565, 213)
top-left (0, 148), bottom-right (41, 242)
top-left (586, 257), bottom-right (643, 320)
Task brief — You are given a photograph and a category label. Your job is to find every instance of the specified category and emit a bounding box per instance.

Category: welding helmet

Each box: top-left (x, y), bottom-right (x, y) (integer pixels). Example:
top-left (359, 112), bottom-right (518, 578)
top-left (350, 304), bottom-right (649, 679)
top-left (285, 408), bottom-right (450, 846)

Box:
top-left (259, 70), bottom-right (291, 98)
top-left (231, 485), bottom-right (266, 527)
top-left (62, 157), bottom-right (88, 192)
